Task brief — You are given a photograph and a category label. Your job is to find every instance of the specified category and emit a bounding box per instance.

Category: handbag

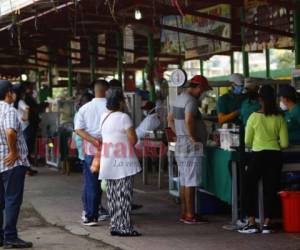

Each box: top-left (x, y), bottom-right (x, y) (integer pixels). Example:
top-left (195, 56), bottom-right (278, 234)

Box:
top-left (90, 111), bottom-right (115, 173)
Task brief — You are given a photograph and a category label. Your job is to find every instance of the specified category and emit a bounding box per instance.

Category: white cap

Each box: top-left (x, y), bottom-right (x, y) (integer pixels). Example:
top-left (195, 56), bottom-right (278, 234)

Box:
top-left (229, 73), bottom-right (244, 86)
top-left (244, 78), bottom-right (258, 90)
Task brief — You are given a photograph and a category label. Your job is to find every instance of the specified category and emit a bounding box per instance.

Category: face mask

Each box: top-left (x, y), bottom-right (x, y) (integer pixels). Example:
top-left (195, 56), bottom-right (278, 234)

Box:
top-left (233, 85), bottom-right (243, 95)
top-left (280, 101), bottom-right (288, 111)
top-left (143, 111), bottom-right (148, 116)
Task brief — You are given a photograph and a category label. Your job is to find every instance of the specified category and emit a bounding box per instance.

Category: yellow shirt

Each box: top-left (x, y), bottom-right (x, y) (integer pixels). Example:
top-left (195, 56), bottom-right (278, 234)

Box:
top-left (245, 112), bottom-right (289, 152)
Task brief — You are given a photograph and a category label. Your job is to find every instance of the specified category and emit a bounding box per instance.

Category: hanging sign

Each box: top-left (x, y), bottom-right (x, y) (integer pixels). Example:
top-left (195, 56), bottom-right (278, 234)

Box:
top-left (169, 69), bottom-right (187, 87)
top-left (244, 3), bottom-right (294, 51)
top-left (161, 4), bottom-right (231, 60)
top-left (123, 25), bottom-right (134, 64)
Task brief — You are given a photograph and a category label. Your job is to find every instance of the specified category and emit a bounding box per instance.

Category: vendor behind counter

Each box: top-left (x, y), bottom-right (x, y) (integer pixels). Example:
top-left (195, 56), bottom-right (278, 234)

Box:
top-left (279, 85), bottom-right (300, 145)
top-left (217, 73), bottom-right (246, 124)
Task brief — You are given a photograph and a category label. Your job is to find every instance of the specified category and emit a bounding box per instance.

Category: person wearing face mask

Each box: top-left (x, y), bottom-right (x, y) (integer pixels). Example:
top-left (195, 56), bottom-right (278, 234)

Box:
top-left (135, 101), bottom-right (161, 141)
top-left (217, 73), bottom-right (245, 124)
top-left (279, 85), bottom-right (300, 145)
top-left (168, 75), bottom-right (212, 224)
top-left (240, 78), bottom-right (261, 126)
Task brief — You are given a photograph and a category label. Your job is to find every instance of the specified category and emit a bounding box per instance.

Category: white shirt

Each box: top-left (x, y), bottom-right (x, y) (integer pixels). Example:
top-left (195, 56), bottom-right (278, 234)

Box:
top-left (136, 113), bottom-right (161, 139)
top-left (74, 98), bottom-right (107, 156)
top-left (99, 111), bottom-right (141, 180)
top-left (18, 100), bottom-right (29, 131)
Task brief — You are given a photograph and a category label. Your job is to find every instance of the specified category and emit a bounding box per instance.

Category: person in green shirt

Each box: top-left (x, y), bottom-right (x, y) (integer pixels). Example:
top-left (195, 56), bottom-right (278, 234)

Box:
top-left (217, 73), bottom-right (245, 124)
top-left (240, 78), bottom-right (260, 126)
top-left (239, 85), bottom-right (288, 235)
top-left (279, 85), bottom-right (300, 145)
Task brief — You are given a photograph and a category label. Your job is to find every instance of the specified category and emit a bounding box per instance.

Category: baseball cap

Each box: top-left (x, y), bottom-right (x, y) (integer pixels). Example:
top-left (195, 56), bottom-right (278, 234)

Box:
top-left (188, 75), bottom-right (212, 90)
top-left (278, 85), bottom-right (297, 100)
top-left (229, 73), bottom-right (244, 86)
top-left (0, 80), bottom-right (13, 97)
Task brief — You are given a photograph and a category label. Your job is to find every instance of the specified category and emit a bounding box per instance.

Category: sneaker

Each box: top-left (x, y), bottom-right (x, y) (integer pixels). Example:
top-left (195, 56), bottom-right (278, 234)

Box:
top-left (238, 224), bottom-right (259, 234)
top-left (179, 215), bottom-right (185, 223)
top-left (183, 216), bottom-right (208, 225)
top-left (98, 207), bottom-right (110, 221)
top-left (262, 225), bottom-right (272, 234)
top-left (82, 219), bottom-right (98, 227)
top-left (3, 238), bottom-right (33, 249)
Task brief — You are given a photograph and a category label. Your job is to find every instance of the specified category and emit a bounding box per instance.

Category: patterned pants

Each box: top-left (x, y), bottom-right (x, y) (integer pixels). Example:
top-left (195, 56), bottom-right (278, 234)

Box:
top-left (107, 176), bottom-right (133, 233)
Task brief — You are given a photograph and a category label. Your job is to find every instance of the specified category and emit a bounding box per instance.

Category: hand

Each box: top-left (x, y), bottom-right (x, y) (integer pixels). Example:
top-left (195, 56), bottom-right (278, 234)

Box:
top-left (4, 151), bottom-right (20, 167)
top-left (91, 138), bottom-right (101, 148)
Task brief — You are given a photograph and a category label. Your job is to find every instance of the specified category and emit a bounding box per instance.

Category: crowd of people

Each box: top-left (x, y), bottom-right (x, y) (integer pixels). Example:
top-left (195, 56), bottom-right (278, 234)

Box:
top-left (0, 72), bottom-right (299, 248)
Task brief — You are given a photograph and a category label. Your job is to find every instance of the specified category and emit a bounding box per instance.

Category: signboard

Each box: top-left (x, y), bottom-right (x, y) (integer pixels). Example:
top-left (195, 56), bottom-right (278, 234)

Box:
top-left (161, 4), bottom-right (231, 60)
top-left (123, 25), bottom-right (134, 64)
top-left (0, 0), bottom-right (35, 16)
top-left (244, 3), bottom-right (294, 51)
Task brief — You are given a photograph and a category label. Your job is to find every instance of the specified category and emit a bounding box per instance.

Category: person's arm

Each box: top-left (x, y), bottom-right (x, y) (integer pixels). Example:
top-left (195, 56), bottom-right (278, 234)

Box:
top-left (3, 109), bottom-right (20, 166)
top-left (74, 107), bottom-right (100, 147)
top-left (4, 128), bottom-right (19, 166)
top-left (185, 112), bottom-right (197, 143)
top-left (244, 115), bottom-right (254, 148)
top-left (218, 111), bottom-right (240, 124)
top-left (167, 112), bottom-right (175, 133)
top-left (126, 127), bottom-right (138, 146)
top-left (279, 116), bottom-right (289, 149)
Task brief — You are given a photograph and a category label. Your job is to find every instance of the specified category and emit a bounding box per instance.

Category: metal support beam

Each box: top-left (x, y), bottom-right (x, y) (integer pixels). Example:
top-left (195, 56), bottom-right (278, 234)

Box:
top-left (265, 49), bottom-right (271, 78)
top-left (116, 31), bottom-right (123, 83)
top-left (147, 29), bottom-right (156, 102)
top-left (67, 41), bottom-right (73, 97)
top-left (241, 9), bottom-right (250, 77)
top-left (294, 0), bottom-right (300, 66)
top-left (88, 36), bottom-right (97, 82)
top-left (200, 60), bottom-right (204, 75)
top-left (48, 46), bottom-right (53, 97)
top-left (230, 53), bottom-right (235, 74)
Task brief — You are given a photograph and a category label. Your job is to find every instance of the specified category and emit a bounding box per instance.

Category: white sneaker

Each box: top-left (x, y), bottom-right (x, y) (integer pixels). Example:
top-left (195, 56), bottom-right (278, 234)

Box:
top-left (98, 207), bottom-right (110, 221)
top-left (238, 224), bottom-right (259, 234)
top-left (81, 211), bottom-right (87, 222)
top-left (82, 219), bottom-right (98, 227)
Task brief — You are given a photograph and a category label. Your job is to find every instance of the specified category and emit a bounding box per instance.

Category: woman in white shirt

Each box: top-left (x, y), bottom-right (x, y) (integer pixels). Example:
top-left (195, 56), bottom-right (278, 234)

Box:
top-left (99, 89), bottom-right (141, 237)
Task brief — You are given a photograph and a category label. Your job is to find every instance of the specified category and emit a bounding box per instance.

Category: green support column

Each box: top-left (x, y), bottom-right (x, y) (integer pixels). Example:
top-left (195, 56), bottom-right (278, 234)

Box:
top-left (265, 49), bottom-right (271, 78)
top-left (88, 36), bottom-right (97, 82)
top-left (294, 0), bottom-right (300, 66)
top-left (230, 53), bottom-right (235, 74)
top-left (241, 9), bottom-right (250, 77)
top-left (200, 60), bottom-right (204, 75)
top-left (116, 32), bottom-right (123, 83)
top-left (67, 42), bottom-right (73, 97)
top-left (142, 69), bottom-right (146, 91)
top-left (147, 29), bottom-right (156, 102)
top-left (48, 47), bottom-right (53, 97)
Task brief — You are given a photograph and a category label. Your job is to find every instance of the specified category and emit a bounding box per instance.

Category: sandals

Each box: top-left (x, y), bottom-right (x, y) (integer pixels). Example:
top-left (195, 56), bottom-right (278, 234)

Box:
top-left (110, 230), bottom-right (142, 237)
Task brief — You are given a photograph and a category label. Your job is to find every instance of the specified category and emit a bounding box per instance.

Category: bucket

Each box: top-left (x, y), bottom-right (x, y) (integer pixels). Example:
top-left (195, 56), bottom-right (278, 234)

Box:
top-left (280, 191), bottom-right (300, 233)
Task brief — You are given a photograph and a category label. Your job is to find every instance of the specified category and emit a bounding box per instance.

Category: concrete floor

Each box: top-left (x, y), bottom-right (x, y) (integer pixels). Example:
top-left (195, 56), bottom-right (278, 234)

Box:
top-left (22, 167), bottom-right (300, 250)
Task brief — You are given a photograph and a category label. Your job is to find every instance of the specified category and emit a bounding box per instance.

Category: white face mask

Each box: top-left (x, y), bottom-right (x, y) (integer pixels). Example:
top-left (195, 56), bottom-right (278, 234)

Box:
top-left (143, 111), bottom-right (148, 116)
top-left (280, 101), bottom-right (288, 111)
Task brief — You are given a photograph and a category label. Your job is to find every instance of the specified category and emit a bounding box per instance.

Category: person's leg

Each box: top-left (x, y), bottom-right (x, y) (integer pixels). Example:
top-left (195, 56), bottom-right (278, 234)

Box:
top-left (0, 172), bottom-right (4, 242)
top-left (180, 186), bottom-right (186, 217)
top-left (177, 160), bottom-right (186, 218)
top-left (2, 166), bottom-right (26, 241)
top-left (263, 151), bottom-right (282, 225)
top-left (185, 187), bottom-right (195, 218)
top-left (106, 179), bottom-right (117, 231)
top-left (83, 156), bottom-right (100, 221)
top-left (244, 152), bottom-right (262, 225)
top-left (117, 176), bottom-right (134, 233)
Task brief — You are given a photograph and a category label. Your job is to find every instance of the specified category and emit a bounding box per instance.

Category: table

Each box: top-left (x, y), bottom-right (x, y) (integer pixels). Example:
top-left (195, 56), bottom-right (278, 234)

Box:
top-left (141, 139), bottom-right (165, 189)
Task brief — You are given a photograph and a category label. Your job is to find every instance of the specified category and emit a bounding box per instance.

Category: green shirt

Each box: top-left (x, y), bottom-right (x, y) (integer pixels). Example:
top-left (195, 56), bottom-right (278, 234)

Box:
top-left (284, 104), bottom-right (300, 145)
top-left (245, 112), bottom-right (289, 152)
top-left (217, 93), bottom-right (244, 123)
top-left (240, 98), bottom-right (261, 126)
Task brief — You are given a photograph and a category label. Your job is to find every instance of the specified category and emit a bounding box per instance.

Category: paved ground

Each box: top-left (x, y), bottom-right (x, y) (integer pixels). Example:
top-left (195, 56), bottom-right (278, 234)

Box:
top-left (21, 167), bottom-right (300, 250)
top-left (18, 203), bottom-right (115, 250)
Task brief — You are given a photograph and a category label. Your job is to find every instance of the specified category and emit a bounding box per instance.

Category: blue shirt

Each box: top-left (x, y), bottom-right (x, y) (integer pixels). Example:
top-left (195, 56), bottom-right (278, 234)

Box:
top-left (240, 98), bottom-right (261, 126)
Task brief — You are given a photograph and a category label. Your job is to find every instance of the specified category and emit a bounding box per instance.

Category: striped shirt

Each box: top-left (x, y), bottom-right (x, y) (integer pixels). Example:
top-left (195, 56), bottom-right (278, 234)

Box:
top-left (0, 101), bottom-right (29, 172)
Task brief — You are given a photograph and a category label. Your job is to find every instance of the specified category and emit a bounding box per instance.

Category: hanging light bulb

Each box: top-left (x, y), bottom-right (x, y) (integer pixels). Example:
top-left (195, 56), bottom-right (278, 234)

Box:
top-left (135, 9), bottom-right (142, 20)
